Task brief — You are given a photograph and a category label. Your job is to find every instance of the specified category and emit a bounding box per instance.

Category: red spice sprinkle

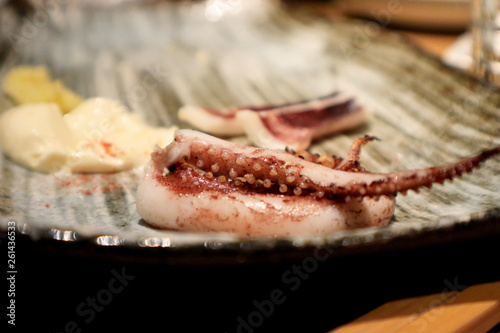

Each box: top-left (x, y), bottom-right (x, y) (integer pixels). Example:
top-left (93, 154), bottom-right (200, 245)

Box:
top-left (100, 141), bottom-right (124, 157)
top-left (45, 204), bottom-right (50, 208)
top-left (54, 172), bottom-right (129, 197)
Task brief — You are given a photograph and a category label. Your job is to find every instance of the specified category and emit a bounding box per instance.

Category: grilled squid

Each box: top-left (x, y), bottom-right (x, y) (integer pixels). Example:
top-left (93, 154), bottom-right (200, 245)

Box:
top-left (135, 129), bottom-right (500, 237)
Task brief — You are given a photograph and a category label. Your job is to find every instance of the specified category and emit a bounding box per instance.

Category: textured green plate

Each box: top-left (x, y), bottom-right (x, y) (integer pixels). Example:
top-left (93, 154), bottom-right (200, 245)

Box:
top-left (0, 0), bottom-right (499, 265)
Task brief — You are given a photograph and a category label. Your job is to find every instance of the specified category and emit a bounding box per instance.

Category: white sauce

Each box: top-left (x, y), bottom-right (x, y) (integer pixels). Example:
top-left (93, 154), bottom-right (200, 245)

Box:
top-left (0, 97), bottom-right (176, 173)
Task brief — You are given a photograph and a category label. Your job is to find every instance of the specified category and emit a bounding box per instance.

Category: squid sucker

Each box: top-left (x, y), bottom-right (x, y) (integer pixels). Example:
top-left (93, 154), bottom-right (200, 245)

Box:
top-left (135, 129), bottom-right (500, 237)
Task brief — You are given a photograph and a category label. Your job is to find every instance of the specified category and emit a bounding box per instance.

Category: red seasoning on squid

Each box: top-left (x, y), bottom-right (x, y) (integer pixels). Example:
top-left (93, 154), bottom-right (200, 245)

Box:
top-left (178, 91), bottom-right (366, 151)
top-left (135, 129), bottom-right (500, 237)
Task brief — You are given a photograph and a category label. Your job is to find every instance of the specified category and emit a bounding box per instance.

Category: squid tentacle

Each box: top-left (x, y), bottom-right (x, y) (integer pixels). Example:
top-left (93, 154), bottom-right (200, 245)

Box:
top-left (151, 130), bottom-right (500, 198)
top-left (338, 145), bottom-right (500, 197)
top-left (336, 135), bottom-right (379, 172)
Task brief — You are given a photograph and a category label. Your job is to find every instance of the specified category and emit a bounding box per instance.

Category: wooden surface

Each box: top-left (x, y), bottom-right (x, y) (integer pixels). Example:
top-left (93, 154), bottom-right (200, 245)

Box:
top-left (402, 31), bottom-right (460, 57)
top-left (286, 0), bottom-right (463, 57)
top-left (331, 281), bottom-right (500, 333)
top-left (328, 292), bottom-right (460, 333)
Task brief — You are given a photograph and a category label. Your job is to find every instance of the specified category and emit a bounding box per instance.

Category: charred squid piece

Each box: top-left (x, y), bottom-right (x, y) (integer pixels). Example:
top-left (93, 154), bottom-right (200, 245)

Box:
top-left (178, 91), bottom-right (367, 150)
top-left (136, 129), bottom-right (500, 237)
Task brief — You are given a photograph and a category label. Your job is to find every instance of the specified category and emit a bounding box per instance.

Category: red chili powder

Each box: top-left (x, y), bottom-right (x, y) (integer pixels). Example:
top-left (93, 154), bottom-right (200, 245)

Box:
top-left (55, 173), bottom-right (128, 196)
top-left (100, 141), bottom-right (124, 157)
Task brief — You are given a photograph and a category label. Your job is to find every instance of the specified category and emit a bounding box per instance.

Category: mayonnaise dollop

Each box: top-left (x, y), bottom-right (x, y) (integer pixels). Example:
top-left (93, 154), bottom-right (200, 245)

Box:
top-left (0, 97), bottom-right (177, 173)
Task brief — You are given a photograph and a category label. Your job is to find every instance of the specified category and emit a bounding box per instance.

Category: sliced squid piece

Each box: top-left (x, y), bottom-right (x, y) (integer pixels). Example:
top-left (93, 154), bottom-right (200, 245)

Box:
top-left (237, 93), bottom-right (366, 151)
top-left (177, 91), bottom-right (366, 149)
top-left (177, 105), bottom-right (243, 136)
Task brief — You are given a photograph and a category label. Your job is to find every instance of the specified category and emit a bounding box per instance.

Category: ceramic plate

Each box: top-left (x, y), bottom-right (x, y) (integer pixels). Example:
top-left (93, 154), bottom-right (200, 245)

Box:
top-left (0, 0), bottom-right (499, 265)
